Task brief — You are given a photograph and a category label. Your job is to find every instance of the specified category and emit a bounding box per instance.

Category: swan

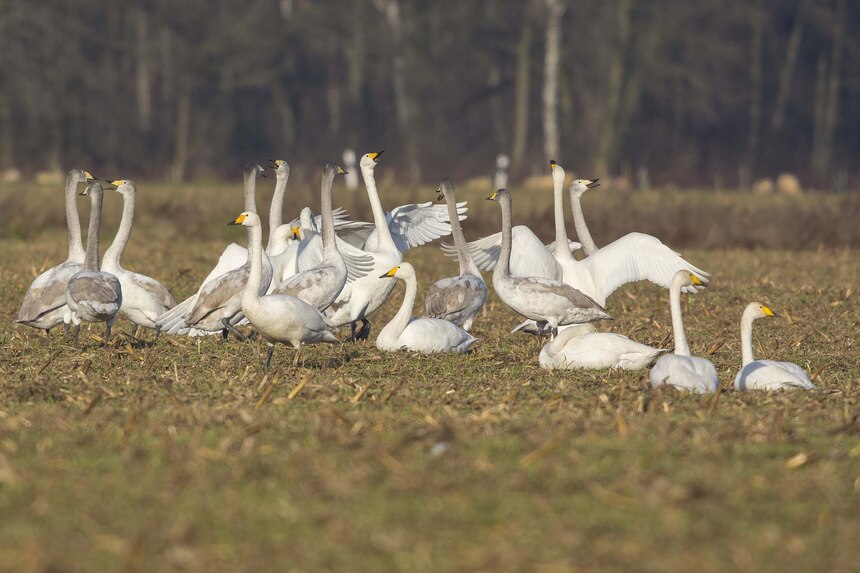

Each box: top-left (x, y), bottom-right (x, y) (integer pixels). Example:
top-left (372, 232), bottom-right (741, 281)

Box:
top-left (325, 152), bottom-right (405, 341)
top-left (101, 180), bottom-right (176, 337)
top-left (733, 303), bottom-right (814, 391)
top-left (450, 162), bottom-right (709, 307)
top-left (487, 189), bottom-right (610, 337)
top-left (230, 211), bottom-right (339, 369)
top-left (377, 263), bottom-right (477, 354)
top-left (271, 163), bottom-right (356, 310)
top-left (156, 164), bottom-right (273, 337)
top-left (539, 327), bottom-right (666, 370)
top-left (424, 179), bottom-right (487, 331)
top-left (16, 168), bottom-right (92, 333)
top-left (65, 181), bottom-right (123, 345)
top-left (649, 271), bottom-right (719, 394)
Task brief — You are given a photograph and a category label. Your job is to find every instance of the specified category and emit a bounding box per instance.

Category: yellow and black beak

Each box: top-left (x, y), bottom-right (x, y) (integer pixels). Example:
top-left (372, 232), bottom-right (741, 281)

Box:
top-left (109, 179), bottom-right (123, 189)
top-left (762, 306), bottom-right (777, 317)
top-left (689, 273), bottom-right (705, 287)
top-left (228, 213), bottom-right (247, 226)
top-left (83, 170), bottom-right (98, 182)
top-left (368, 150), bottom-right (384, 162)
top-left (267, 158), bottom-right (283, 170)
top-left (586, 179), bottom-right (600, 188)
top-left (336, 166), bottom-right (348, 175)
top-left (291, 226), bottom-right (302, 240)
top-left (379, 266), bottom-right (399, 279)
top-left (486, 190), bottom-right (499, 201)
top-left (549, 160), bottom-right (558, 170)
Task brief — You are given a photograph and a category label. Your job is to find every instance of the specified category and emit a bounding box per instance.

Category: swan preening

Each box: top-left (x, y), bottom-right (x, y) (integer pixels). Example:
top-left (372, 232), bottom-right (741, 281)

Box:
top-left (15, 154), bottom-right (814, 395)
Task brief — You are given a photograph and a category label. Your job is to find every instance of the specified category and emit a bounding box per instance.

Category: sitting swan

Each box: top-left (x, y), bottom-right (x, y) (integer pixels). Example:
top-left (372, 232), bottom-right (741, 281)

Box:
top-left (649, 270), bottom-right (719, 394)
top-left (377, 263), bottom-right (477, 354)
top-left (734, 302), bottom-right (814, 391)
top-left (231, 211), bottom-right (339, 369)
top-left (540, 326), bottom-right (665, 370)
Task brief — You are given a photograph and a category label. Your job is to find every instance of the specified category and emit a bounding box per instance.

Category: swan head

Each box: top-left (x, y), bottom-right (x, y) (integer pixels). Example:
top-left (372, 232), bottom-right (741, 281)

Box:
top-left (78, 180), bottom-right (102, 198)
top-left (69, 168), bottom-right (96, 185)
top-left (267, 159), bottom-right (290, 179)
top-left (360, 150), bottom-right (384, 169)
top-left (549, 160), bottom-right (566, 185)
top-left (291, 226), bottom-right (304, 240)
top-left (228, 211), bottom-right (261, 227)
top-left (436, 178), bottom-right (454, 201)
top-left (324, 163), bottom-right (348, 178)
top-left (569, 178), bottom-right (600, 197)
top-left (670, 269), bottom-right (706, 290)
top-left (486, 188), bottom-right (510, 204)
top-left (378, 262), bottom-right (415, 280)
top-left (108, 179), bottom-right (136, 195)
top-left (744, 302), bottom-right (777, 321)
top-left (243, 163), bottom-right (266, 179)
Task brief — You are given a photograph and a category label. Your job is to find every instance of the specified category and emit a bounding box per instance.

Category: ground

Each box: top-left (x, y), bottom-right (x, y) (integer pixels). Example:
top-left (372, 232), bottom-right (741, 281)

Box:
top-left (0, 181), bottom-right (858, 572)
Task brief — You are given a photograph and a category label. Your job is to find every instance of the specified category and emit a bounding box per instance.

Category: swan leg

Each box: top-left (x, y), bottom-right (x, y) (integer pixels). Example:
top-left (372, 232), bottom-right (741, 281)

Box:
top-left (264, 344), bottom-right (275, 370)
top-left (129, 323), bottom-right (139, 339)
top-left (154, 324), bottom-right (161, 341)
top-left (221, 318), bottom-right (246, 341)
top-left (104, 323), bottom-right (112, 345)
top-left (64, 323), bottom-right (70, 337)
top-left (292, 344), bottom-right (302, 367)
top-left (356, 319), bottom-right (372, 341)
top-left (73, 325), bottom-right (80, 347)
top-left (349, 321), bottom-right (357, 342)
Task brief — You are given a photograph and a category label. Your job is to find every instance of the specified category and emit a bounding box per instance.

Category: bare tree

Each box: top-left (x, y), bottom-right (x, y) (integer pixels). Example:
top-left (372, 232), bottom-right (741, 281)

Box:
top-left (542, 0), bottom-right (566, 162)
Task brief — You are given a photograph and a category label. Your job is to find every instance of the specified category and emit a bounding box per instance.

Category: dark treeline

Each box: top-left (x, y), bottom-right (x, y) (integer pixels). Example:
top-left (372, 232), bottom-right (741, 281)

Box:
top-left (1, 0), bottom-right (858, 188)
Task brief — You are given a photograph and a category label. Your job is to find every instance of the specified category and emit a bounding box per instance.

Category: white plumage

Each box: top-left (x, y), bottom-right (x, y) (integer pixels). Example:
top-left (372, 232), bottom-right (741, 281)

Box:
top-left (540, 326), bottom-right (665, 370)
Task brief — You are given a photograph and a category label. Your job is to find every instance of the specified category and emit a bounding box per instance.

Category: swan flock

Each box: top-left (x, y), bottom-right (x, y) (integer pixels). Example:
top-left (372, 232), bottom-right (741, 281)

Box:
top-left (16, 157), bottom-right (814, 392)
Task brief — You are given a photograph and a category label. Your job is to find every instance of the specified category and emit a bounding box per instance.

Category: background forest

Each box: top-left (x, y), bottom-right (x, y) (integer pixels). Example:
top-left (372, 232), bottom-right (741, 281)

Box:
top-left (1, 0), bottom-right (858, 188)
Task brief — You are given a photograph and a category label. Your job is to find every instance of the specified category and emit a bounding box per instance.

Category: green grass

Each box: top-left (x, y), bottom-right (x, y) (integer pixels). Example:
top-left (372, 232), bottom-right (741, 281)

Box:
top-left (0, 183), bottom-right (858, 572)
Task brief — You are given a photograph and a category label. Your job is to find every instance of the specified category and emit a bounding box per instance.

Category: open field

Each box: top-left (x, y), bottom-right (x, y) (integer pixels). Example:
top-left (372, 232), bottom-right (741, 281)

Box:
top-left (1, 181), bottom-right (859, 572)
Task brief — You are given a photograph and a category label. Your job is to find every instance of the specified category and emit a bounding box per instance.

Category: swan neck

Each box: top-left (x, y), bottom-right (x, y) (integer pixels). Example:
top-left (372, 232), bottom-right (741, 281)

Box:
top-left (741, 313), bottom-right (755, 366)
top-left (243, 171), bottom-right (258, 214)
top-left (267, 172), bottom-right (289, 250)
top-left (103, 189), bottom-right (135, 267)
top-left (245, 223), bottom-right (264, 302)
top-left (83, 188), bottom-right (103, 272)
top-left (553, 178), bottom-right (573, 260)
top-left (445, 191), bottom-right (479, 276)
top-left (669, 279), bottom-right (690, 356)
top-left (66, 175), bottom-right (85, 262)
top-left (362, 165), bottom-right (397, 252)
top-left (387, 274), bottom-right (417, 339)
top-left (569, 189), bottom-right (598, 256)
top-left (495, 196), bottom-right (513, 279)
top-left (321, 170), bottom-right (336, 252)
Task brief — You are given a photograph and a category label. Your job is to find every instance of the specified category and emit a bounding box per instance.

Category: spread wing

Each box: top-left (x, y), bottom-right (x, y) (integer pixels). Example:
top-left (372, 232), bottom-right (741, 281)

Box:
top-left (442, 225), bottom-right (561, 280)
top-left (582, 232), bottom-right (710, 302)
top-left (365, 201), bottom-right (468, 252)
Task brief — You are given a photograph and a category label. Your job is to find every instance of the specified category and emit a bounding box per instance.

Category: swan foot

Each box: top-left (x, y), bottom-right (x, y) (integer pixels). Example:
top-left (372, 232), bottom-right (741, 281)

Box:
top-left (221, 318), bottom-right (246, 341)
top-left (264, 344), bottom-right (275, 370)
top-left (103, 323), bottom-right (112, 346)
top-left (129, 323), bottom-right (139, 339)
top-left (355, 319), bottom-right (371, 341)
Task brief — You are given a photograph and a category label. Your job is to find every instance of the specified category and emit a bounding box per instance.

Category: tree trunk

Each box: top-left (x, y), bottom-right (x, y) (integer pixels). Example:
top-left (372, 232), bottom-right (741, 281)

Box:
top-left (135, 9), bottom-right (152, 133)
top-left (811, 0), bottom-right (844, 182)
top-left (771, 0), bottom-right (806, 132)
top-left (542, 0), bottom-right (565, 162)
top-left (596, 0), bottom-right (631, 176)
top-left (169, 81), bottom-right (191, 183)
top-left (742, 0), bottom-right (764, 188)
top-left (511, 1), bottom-right (534, 177)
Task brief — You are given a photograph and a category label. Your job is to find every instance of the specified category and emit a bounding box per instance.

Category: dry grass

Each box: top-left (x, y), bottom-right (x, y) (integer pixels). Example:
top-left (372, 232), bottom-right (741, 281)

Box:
top-left (0, 180), bottom-right (859, 572)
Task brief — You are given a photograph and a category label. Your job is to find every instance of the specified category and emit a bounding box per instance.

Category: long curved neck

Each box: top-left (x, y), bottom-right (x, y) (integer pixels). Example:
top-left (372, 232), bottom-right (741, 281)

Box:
top-left (568, 189), bottom-right (598, 256)
top-left (741, 312), bottom-right (756, 366)
top-left (103, 190), bottom-right (135, 267)
top-left (320, 171), bottom-right (336, 254)
top-left (267, 172), bottom-right (289, 249)
top-left (669, 279), bottom-right (690, 356)
top-left (553, 178), bottom-right (574, 261)
top-left (83, 190), bottom-right (103, 272)
top-left (66, 176), bottom-right (85, 262)
top-left (495, 196), bottom-right (512, 280)
top-left (445, 192), bottom-right (480, 276)
top-left (387, 274), bottom-right (417, 338)
top-left (243, 172), bottom-right (258, 213)
top-left (244, 223), bottom-right (264, 302)
top-left (362, 165), bottom-right (397, 252)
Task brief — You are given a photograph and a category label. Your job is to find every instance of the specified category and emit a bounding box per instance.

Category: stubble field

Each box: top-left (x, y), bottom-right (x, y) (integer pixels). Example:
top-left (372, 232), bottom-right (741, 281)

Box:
top-left (0, 179), bottom-right (858, 572)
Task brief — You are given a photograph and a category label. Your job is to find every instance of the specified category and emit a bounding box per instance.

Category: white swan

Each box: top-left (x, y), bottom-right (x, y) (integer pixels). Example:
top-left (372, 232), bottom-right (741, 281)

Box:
top-left (450, 162), bottom-right (709, 307)
top-left (539, 327), bottom-right (665, 370)
top-left (649, 271), bottom-right (718, 394)
top-left (734, 302), bottom-right (814, 391)
top-left (16, 169), bottom-right (92, 333)
top-left (65, 181), bottom-right (123, 345)
top-left (377, 263), bottom-right (477, 354)
top-left (231, 211), bottom-right (339, 368)
top-left (157, 164), bottom-right (273, 337)
top-left (424, 179), bottom-right (487, 331)
top-left (271, 164), bottom-right (356, 310)
top-left (326, 152), bottom-right (405, 341)
top-left (101, 180), bottom-right (176, 337)
top-left (487, 189), bottom-right (610, 336)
